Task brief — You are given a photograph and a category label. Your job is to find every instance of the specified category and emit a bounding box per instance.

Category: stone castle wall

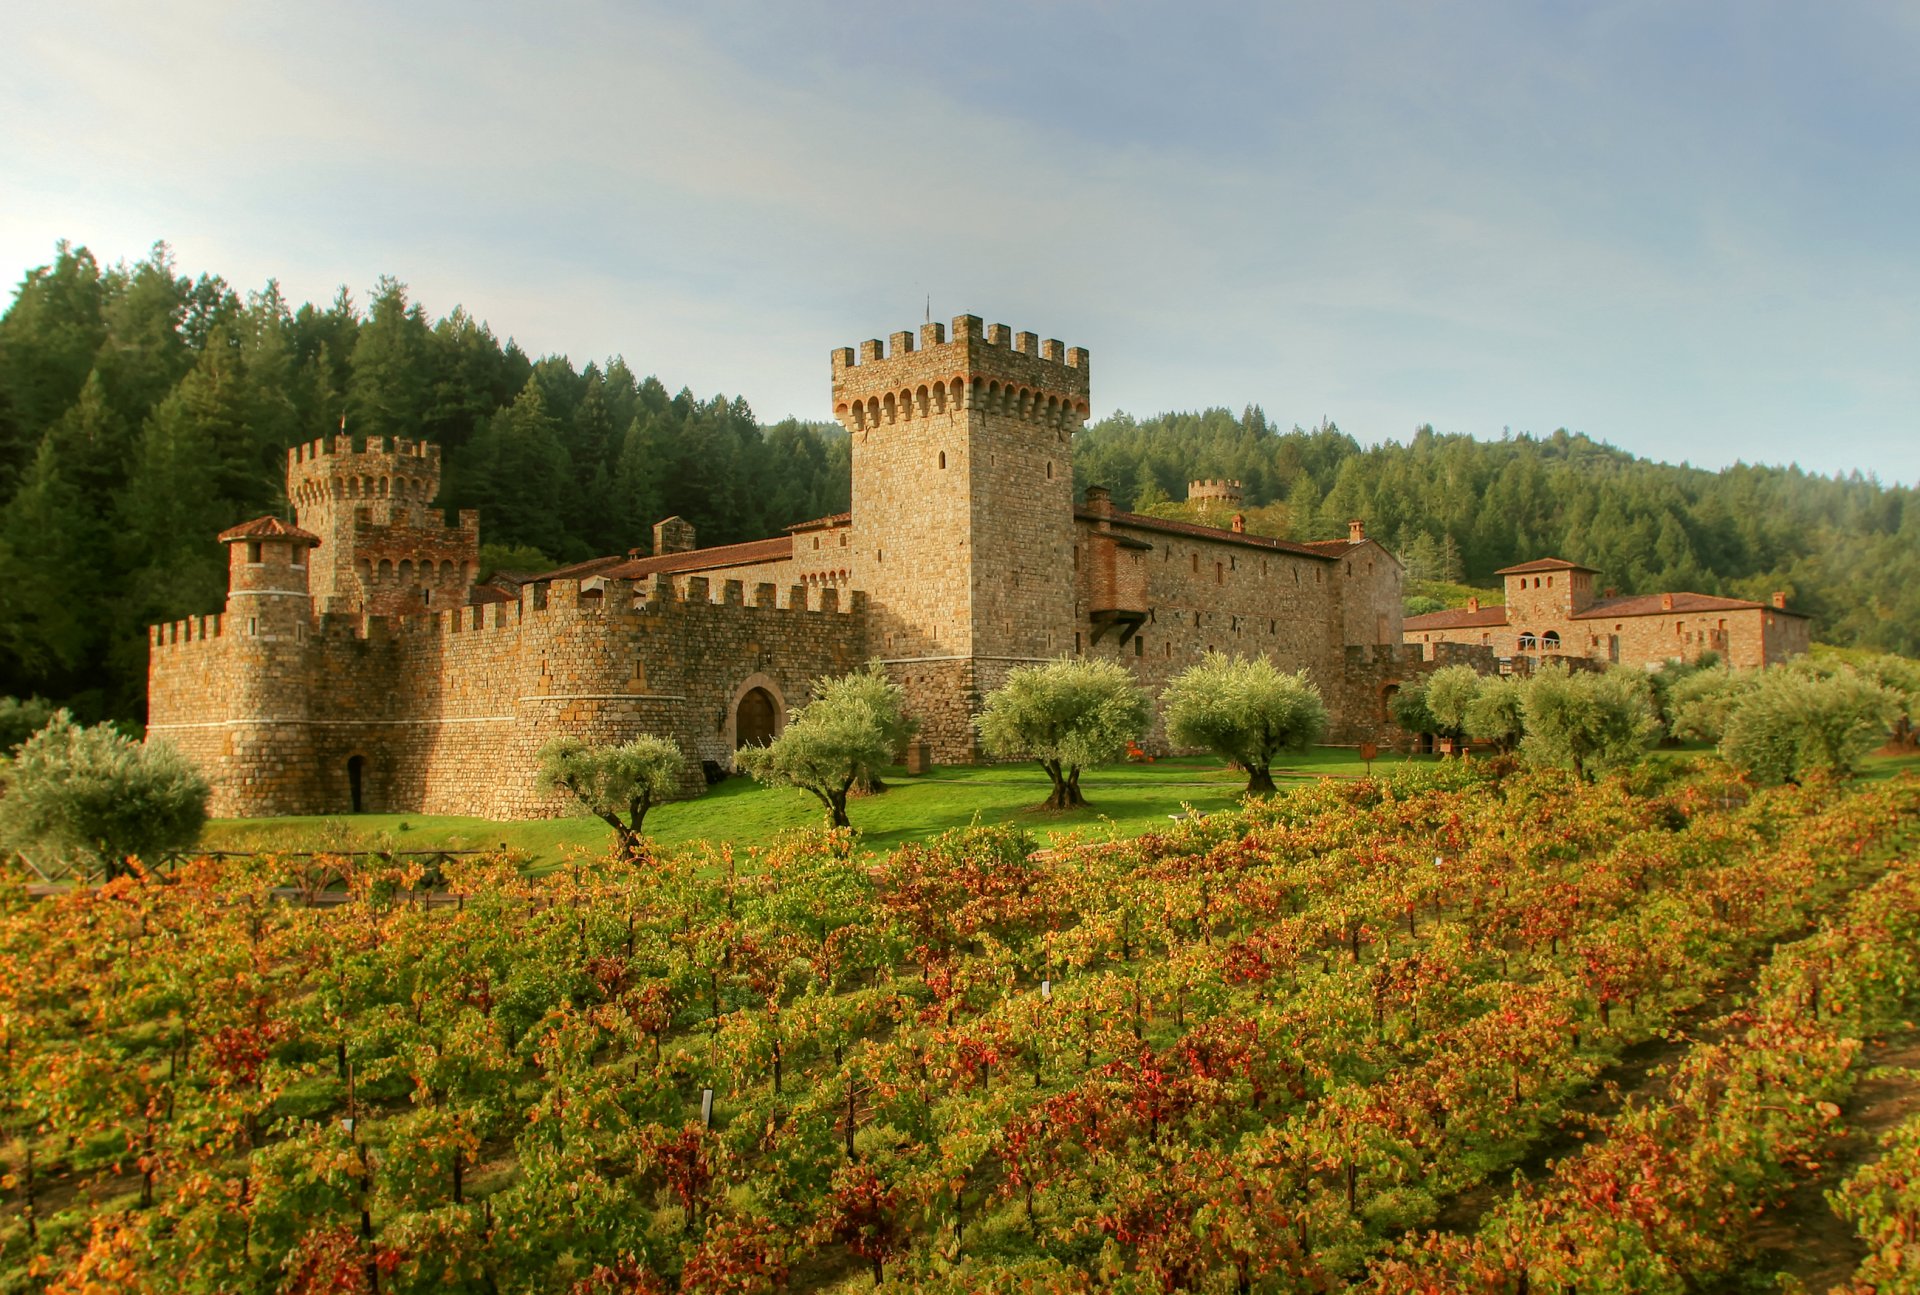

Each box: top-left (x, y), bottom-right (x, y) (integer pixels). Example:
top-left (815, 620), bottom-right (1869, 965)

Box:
top-left (1070, 516), bottom-right (1410, 747)
top-left (149, 577), bottom-right (866, 819)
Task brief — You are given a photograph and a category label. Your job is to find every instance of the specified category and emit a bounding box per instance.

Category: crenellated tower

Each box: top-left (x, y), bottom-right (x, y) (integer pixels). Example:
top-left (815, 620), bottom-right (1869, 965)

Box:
top-left (832, 315), bottom-right (1090, 757)
top-left (211, 516), bottom-right (321, 815)
top-left (287, 434), bottom-right (479, 617)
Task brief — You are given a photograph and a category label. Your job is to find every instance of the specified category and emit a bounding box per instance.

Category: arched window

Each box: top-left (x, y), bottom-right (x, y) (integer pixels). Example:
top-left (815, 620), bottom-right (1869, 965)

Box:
top-left (1518, 632), bottom-right (1538, 650)
top-left (1542, 631), bottom-right (1561, 650)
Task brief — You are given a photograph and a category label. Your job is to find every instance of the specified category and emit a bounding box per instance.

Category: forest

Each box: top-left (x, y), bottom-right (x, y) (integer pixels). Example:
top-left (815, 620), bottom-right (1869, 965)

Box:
top-left (1, 242), bottom-right (1914, 725)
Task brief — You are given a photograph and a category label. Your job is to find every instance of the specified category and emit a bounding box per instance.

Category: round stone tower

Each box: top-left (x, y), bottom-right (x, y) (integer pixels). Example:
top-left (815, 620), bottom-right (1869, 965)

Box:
top-left (215, 516), bottom-right (321, 815)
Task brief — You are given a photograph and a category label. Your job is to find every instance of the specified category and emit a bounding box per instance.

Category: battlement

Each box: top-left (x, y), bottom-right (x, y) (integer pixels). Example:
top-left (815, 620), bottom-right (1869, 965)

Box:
top-left (1187, 479), bottom-right (1244, 504)
top-left (149, 613), bottom-right (225, 649)
top-left (288, 434), bottom-right (444, 509)
top-left (831, 313), bottom-right (1091, 433)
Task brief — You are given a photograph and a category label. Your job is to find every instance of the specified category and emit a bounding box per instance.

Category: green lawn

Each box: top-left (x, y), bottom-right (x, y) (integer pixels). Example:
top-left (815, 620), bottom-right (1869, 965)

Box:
top-left (198, 746), bottom-right (1424, 866)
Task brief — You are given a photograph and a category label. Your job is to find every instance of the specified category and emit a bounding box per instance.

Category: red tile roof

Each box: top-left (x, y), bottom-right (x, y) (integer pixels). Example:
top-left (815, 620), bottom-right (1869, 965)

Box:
top-left (1572, 592), bottom-right (1808, 620)
top-left (1079, 509), bottom-right (1340, 560)
top-left (1494, 557), bottom-right (1599, 575)
top-left (784, 512), bottom-right (851, 534)
top-left (219, 516), bottom-right (320, 545)
top-left (602, 535), bottom-right (795, 579)
top-left (522, 555), bottom-right (629, 583)
top-left (1404, 605), bottom-right (1510, 631)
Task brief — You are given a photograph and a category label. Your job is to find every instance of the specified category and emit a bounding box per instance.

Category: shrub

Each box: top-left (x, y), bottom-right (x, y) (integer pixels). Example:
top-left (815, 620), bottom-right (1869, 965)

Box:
top-left (0, 711), bottom-right (210, 878)
top-left (1719, 667), bottom-right (1897, 783)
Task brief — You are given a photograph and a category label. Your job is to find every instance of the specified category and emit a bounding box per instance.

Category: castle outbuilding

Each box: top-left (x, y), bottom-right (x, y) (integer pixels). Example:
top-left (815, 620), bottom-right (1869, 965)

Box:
top-left (1403, 556), bottom-right (1810, 670)
top-left (149, 315), bottom-right (1471, 820)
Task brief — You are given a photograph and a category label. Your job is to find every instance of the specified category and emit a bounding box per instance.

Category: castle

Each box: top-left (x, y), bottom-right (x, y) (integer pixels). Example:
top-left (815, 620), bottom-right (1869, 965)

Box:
top-left (148, 315), bottom-right (1471, 819)
top-left (1403, 557), bottom-right (1809, 669)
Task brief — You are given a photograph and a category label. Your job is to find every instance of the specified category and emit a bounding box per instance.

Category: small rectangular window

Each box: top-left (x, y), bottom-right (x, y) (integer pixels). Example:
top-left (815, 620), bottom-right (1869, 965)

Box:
top-left (1134, 636), bottom-right (1143, 657)
top-left (246, 541), bottom-right (262, 564)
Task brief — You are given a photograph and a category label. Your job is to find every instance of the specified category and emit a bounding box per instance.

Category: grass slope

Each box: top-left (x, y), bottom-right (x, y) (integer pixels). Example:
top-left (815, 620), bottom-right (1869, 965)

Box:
top-left (198, 747), bottom-right (1412, 865)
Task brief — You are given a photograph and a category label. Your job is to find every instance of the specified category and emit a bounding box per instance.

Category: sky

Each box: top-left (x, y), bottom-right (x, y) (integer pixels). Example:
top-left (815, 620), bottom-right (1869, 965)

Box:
top-left (2, 0), bottom-right (1916, 482)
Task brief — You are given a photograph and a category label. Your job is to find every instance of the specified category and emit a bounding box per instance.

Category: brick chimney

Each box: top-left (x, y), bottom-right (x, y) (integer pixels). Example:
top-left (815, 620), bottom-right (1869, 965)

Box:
top-left (1604, 587), bottom-right (1618, 599)
top-left (1231, 514), bottom-right (1245, 533)
top-left (1661, 593), bottom-right (1674, 611)
top-left (1466, 596), bottom-right (1480, 613)
top-left (1771, 591), bottom-right (1787, 609)
top-left (1348, 519), bottom-right (1366, 542)
top-left (1083, 485), bottom-right (1114, 523)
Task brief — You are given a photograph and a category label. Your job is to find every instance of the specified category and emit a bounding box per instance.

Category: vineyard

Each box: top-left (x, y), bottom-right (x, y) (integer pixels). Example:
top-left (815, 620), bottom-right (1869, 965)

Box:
top-left (2, 760), bottom-right (1917, 1293)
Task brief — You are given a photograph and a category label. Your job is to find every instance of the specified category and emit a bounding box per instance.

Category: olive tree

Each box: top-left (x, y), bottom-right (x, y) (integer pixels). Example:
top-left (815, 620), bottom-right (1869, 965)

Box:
top-left (1463, 674), bottom-right (1528, 752)
top-left (1388, 680), bottom-right (1437, 744)
top-left (1162, 652), bottom-right (1327, 794)
top-left (736, 666), bottom-right (914, 828)
top-left (1422, 664), bottom-right (1484, 749)
top-left (974, 658), bottom-right (1150, 809)
top-left (536, 734), bottom-right (686, 860)
top-left (1519, 665), bottom-right (1661, 782)
top-left (1719, 667), bottom-right (1897, 783)
top-left (0, 696), bottom-right (55, 755)
top-left (1666, 667), bottom-right (1757, 744)
top-left (0, 712), bottom-right (210, 879)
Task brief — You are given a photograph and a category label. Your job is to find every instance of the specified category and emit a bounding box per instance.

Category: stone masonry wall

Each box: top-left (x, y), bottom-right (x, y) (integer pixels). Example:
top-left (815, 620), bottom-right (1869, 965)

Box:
top-left (1072, 518), bottom-right (1353, 749)
top-left (149, 576), bottom-right (867, 819)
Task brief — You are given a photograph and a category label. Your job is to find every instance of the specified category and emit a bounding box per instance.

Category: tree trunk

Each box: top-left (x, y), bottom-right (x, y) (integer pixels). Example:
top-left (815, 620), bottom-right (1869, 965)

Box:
top-left (1043, 765), bottom-right (1086, 809)
top-left (1245, 765), bottom-right (1277, 795)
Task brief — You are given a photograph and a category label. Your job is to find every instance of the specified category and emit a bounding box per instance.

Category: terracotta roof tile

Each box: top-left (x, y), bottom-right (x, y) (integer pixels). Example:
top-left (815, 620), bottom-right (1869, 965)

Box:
top-left (523, 555), bottom-right (630, 583)
top-left (1404, 605), bottom-right (1510, 631)
top-left (784, 512), bottom-right (851, 534)
top-left (1572, 592), bottom-right (1808, 620)
top-left (1079, 509), bottom-right (1340, 561)
top-left (602, 535), bottom-right (795, 579)
top-left (1493, 557), bottom-right (1599, 575)
top-left (218, 516), bottom-right (320, 545)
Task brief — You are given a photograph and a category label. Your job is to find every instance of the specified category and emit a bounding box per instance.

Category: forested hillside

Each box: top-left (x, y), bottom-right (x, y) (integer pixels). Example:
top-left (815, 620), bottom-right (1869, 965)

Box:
top-left (1, 243), bottom-right (1914, 725)
top-left (1075, 408), bottom-right (1919, 656)
top-left (0, 244), bottom-right (850, 721)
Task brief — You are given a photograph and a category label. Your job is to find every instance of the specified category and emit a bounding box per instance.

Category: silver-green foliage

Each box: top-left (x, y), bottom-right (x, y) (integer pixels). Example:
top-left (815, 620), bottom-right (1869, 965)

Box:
top-left (1719, 667), bottom-right (1897, 783)
top-left (736, 664), bottom-right (914, 827)
top-left (1462, 674), bottom-right (1528, 750)
top-left (1666, 667), bottom-right (1758, 744)
top-left (536, 733), bottom-right (686, 856)
top-left (1518, 665), bottom-right (1662, 782)
top-left (1421, 664), bottom-right (1484, 742)
top-left (1163, 653), bottom-right (1328, 793)
top-left (0, 711), bottom-right (209, 878)
top-left (975, 658), bottom-right (1151, 808)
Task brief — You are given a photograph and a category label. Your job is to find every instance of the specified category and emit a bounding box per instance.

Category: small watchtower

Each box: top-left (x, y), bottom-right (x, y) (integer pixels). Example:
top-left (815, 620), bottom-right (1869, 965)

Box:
top-left (1187, 479), bottom-right (1243, 506)
top-left (287, 434), bottom-right (480, 616)
top-left (831, 314), bottom-right (1091, 757)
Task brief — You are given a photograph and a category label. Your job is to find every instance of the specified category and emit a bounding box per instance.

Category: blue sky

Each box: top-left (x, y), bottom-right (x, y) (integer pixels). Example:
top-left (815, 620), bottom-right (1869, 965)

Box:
top-left (3, 1), bottom-right (1915, 481)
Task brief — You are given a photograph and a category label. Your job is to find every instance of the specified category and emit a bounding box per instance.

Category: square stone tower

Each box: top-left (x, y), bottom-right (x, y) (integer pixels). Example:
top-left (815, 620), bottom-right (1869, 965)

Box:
top-left (832, 315), bottom-right (1091, 757)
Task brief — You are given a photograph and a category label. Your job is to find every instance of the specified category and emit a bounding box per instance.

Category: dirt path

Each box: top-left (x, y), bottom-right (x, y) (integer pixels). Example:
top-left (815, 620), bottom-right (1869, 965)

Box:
top-left (1716, 1032), bottom-right (1920, 1293)
top-left (1429, 949), bottom-right (1770, 1234)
